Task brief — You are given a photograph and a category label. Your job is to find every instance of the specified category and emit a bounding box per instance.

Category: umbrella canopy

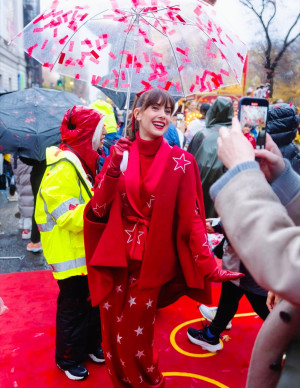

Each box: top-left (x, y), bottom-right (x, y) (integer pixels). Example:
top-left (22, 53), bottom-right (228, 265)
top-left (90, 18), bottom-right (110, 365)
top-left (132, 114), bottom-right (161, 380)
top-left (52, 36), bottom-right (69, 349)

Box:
top-left (0, 88), bottom-right (83, 161)
top-left (11, 0), bottom-right (247, 98)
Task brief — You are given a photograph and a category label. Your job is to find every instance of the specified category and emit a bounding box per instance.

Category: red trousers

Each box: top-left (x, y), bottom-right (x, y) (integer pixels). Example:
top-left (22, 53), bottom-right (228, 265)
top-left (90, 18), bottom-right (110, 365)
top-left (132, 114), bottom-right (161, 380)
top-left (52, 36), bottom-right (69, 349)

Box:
top-left (100, 260), bottom-right (165, 387)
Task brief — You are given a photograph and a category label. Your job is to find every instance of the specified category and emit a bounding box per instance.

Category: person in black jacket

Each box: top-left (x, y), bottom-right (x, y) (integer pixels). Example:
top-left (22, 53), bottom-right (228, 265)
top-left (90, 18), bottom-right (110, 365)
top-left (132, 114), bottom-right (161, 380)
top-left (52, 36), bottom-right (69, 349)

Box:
top-left (266, 103), bottom-right (300, 174)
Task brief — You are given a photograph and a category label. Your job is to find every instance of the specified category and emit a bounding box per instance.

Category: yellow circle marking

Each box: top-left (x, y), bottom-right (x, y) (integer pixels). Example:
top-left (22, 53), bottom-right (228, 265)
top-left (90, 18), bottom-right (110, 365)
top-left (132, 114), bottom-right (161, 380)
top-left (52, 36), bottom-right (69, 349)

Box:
top-left (170, 312), bottom-right (257, 358)
top-left (162, 372), bottom-right (229, 388)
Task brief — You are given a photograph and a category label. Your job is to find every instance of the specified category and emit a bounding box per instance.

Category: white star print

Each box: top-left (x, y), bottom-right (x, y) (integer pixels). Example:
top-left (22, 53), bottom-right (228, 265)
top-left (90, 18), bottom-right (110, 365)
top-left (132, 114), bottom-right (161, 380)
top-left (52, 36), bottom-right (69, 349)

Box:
top-left (117, 314), bottom-right (123, 323)
top-left (194, 254), bottom-right (199, 262)
top-left (173, 153), bottom-right (191, 173)
top-left (135, 350), bottom-right (145, 359)
top-left (134, 326), bottom-right (144, 336)
top-left (115, 285), bottom-right (123, 293)
top-left (147, 365), bottom-right (155, 373)
top-left (125, 224), bottom-right (136, 243)
top-left (202, 234), bottom-right (209, 247)
top-left (128, 296), bottom-right (136, 307)
top-left (129, 276), bottom-right (136, 284)
top-left (103, 301), bottom-right (111, 310)
top-left (139, 375), bottom-right (144, 383)
top-left (117, 333), bottom-right (122, 343)
top-left (97, 177), bottom-right (104, 189)
top-left (120, 359), bottom-right (126, 367)
top-left (145, 299), bottom-right (153, 309)
top-left (107, 368), bottom-right (112, 375)
top-left (146, 195), bottom-right (155, 208)
top-left (125, 224), bottom-right (144, 244)
top-left (106, 352), bottom-right (112, 360)
top-left (93, 203), bottom-right (106, 217)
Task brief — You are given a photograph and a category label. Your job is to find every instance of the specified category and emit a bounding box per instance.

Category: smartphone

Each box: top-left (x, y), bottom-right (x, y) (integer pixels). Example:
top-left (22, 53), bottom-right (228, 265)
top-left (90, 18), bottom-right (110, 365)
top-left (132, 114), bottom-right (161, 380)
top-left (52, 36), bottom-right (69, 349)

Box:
top-left (176, 113), bottom-right (184, 126)
top-left (238, 97), bottom-right (269, 149)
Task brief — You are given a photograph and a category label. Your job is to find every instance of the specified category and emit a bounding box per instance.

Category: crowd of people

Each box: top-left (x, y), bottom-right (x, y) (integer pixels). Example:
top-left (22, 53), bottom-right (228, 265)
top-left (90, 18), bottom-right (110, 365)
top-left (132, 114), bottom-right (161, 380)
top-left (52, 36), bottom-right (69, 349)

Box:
top-left (1, 87), bottom-right (300, 387)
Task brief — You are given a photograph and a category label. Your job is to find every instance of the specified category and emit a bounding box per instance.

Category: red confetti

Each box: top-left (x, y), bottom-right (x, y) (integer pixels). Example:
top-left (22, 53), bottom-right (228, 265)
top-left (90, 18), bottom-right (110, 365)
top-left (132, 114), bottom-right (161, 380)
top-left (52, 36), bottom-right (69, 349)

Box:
top-left (58, 53), bottom-right (65, 64)
top-left (75, 74), bottom-right (80, 79)
top-left (102, 79), bottom-right (109, 87)
top-left (109, 51), bottom-right (117, 60)
top-left (178, 65), bottom-right (184, 72)
top-left (41, 40), bottom-right (48, 50)
top-left (220, 69), bottom-right (230, 77)
top-left (68, 41), bottom-right (74, 52)
top-left (27, 44), bottom-right (38, 58)
top-left (59, 35), bottom-right (69, 45)
top-left (91, 75), bottom-right (101, 85)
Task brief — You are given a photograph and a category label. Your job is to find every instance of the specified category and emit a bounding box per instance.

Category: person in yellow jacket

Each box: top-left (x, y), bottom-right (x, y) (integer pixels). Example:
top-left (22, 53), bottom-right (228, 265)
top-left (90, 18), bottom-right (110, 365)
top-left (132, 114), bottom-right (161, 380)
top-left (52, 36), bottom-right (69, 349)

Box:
top-left (90, 98), bottom-right (118, 134)
top-left (35, 105), bottom-right (107, 381)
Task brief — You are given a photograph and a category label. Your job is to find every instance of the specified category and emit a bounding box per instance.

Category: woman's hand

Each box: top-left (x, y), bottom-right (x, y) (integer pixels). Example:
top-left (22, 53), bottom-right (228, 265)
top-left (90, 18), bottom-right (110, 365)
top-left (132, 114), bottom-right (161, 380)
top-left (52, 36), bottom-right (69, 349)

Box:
top-left (206, 218), bottom-right (215, 234)
top-left (266, 290), bottom-right (280, 311)
top-left (107, 137), bottom-right (132, 177)
top-left (206, 267), bottom-right (245, 282)
top-left (254, 134), bottom-right (285, 182)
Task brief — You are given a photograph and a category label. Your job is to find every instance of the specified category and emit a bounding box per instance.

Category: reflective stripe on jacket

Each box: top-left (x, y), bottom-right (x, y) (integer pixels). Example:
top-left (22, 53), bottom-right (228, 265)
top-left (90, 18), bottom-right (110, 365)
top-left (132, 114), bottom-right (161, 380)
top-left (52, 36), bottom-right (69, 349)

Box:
top-left (35, 146), bottom-right (93, 280)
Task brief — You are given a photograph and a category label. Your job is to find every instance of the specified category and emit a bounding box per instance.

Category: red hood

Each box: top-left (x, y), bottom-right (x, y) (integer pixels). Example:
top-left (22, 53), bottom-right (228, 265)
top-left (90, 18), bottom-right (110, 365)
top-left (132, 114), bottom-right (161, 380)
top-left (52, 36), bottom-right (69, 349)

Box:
top-left (59, 105), bottom-right (103, 179)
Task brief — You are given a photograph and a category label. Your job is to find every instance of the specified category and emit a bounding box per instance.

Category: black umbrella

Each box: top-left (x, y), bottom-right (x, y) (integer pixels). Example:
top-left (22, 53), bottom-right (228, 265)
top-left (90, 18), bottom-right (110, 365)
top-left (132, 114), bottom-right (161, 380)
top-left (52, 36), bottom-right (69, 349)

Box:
top-left (94, 86), bottom-right (182, 110)
top-left (0, 88), bottom-right (83, 161)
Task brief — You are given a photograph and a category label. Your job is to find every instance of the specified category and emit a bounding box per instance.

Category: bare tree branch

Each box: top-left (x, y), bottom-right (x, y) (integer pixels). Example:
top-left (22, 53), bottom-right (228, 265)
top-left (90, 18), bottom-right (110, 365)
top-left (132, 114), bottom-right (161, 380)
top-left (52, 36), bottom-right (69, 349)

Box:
top-left (239, 0), bottom-right (300, 97)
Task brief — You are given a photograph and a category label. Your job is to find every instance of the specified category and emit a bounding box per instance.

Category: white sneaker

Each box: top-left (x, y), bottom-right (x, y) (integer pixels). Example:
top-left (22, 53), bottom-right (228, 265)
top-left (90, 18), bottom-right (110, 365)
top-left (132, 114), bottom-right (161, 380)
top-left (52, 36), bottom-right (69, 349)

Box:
top-left (199, 304), bottom-right (232, 330)
top-left (22, 229), bottom-right (31, 240)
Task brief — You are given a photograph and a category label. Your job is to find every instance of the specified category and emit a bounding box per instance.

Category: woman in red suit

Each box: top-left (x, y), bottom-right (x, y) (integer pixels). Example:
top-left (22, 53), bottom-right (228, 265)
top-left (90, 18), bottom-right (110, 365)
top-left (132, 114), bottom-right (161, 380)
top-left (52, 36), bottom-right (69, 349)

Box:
top-left (84, 88), bottom-right (243, 387)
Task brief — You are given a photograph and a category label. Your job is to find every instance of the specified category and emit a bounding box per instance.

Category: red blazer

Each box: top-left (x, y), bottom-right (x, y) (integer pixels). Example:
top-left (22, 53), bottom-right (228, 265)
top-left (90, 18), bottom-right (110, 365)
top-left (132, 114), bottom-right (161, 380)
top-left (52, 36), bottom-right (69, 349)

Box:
top-left (84, 139), bottom-right (214, 307)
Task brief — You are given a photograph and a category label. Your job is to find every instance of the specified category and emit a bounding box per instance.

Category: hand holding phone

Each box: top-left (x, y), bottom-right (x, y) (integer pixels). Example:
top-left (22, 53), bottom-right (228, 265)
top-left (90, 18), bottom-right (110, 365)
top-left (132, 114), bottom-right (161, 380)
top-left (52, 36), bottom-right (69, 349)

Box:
top-left (238, 97), bottom-right (269, 150)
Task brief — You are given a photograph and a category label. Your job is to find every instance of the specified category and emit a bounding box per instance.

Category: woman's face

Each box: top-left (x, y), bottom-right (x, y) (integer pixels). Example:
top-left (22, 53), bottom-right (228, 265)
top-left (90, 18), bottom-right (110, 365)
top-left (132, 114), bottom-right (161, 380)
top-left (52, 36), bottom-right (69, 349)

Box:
top-left (135, 102), bottom-right (172, 141)
top-left (189, 101), bottom-right (198, 112)
top-left (243, 124), bottom-right (251, 134)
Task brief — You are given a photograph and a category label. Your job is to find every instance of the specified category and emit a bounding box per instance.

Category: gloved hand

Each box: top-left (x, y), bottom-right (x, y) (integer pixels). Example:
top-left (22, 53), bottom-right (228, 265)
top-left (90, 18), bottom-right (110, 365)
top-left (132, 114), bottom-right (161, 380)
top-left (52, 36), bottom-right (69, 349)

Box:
top-left (206, 267), bottom-right (245, 283)
top-left (107, 137), bottom-right (132, 177)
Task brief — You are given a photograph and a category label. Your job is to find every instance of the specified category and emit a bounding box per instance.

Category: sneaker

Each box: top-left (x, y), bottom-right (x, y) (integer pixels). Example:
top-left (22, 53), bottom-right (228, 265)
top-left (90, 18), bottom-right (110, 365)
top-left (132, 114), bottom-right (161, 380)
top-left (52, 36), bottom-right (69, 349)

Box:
top-left (57, 363), bottom-right (89, 381)
top-left (26, 242), bottom-right (43, 253)
top-left (187, 327), bottom-right (222, 352)
top-left (7, 193), bottom-right (18, 202)
top-left (88, 347), bottom-right (105, 363)
top-left (22, 229), bottom-right (31, 240)
top-left (199, 304), bottom-right (232, 330)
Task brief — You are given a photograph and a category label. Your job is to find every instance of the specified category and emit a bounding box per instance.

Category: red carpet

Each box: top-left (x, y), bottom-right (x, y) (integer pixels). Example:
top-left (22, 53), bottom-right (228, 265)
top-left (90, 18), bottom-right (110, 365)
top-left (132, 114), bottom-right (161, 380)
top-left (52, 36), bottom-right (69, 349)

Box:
top-left (0, 271), bottom-right (262, 388)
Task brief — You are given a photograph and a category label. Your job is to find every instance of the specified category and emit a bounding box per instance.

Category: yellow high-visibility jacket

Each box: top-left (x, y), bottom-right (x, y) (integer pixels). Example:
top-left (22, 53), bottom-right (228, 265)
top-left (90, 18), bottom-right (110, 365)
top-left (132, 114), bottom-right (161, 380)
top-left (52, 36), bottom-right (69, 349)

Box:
top-left (90, 99), bottom-right (117, 133)
top-left (35, 146), bottom-right (93, 280)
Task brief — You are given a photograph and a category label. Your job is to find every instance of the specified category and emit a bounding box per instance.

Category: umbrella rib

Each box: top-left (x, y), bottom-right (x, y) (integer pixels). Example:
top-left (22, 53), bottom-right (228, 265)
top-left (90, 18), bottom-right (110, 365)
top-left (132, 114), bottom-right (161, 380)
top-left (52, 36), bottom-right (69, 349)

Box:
top-left (116, 14), bottom-right (136, 90)
top-left (140, 13), bottom-right (186, 98)
top-left (51, 9), bottom-right (110, 70)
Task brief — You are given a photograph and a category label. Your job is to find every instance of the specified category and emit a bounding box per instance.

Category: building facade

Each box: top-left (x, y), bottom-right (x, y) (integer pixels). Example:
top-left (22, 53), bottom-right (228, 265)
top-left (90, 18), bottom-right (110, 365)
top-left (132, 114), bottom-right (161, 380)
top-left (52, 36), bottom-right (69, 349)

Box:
top-left (0, 0), bottom-right (27, 91)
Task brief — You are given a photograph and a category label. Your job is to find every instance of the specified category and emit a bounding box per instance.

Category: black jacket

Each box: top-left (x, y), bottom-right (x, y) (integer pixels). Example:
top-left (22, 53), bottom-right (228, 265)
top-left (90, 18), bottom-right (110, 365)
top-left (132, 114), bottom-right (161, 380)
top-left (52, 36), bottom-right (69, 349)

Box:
top-left (266, 104), bottom-right (300, 174)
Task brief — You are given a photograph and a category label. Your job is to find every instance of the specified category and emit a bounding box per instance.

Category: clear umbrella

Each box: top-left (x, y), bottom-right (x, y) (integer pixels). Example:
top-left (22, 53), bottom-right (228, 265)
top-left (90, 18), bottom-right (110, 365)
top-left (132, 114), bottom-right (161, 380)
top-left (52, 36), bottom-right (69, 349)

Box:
top-left (11, 0), bottom-right (247, 100)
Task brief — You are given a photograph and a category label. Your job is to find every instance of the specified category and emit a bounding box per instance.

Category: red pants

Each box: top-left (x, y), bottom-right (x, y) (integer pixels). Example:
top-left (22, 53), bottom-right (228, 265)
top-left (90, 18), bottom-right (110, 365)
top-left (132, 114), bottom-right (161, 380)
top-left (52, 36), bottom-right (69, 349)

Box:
top-left (100, 261), bottom-right (165, 387)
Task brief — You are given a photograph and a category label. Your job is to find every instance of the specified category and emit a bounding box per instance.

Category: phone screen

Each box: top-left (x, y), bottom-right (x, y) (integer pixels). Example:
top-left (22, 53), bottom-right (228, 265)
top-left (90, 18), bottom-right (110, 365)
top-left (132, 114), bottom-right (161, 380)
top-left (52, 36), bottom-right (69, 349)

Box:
top-left (240, 103), bottom-right (268, 129)
top-left (239, 99), bottom-right (268, 149)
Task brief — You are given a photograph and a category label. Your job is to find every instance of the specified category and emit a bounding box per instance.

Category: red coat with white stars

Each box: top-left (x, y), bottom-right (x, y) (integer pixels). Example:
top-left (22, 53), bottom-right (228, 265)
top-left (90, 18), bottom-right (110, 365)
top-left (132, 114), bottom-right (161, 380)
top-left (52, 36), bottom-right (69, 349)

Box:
top-left (84, 136), bottom-right (216, 308)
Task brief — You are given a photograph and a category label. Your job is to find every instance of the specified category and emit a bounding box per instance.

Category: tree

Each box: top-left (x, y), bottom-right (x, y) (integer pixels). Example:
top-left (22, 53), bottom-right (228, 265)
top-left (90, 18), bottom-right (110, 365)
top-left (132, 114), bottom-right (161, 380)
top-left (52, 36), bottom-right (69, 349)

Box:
top-left (239, 0), bottom-right (300, 97)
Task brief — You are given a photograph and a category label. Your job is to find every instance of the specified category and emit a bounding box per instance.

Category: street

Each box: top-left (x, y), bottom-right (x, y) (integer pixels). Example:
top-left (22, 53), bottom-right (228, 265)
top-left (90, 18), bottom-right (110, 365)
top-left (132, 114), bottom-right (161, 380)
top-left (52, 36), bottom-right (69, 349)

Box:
top-left (0, 193), bottom-right (49, 274)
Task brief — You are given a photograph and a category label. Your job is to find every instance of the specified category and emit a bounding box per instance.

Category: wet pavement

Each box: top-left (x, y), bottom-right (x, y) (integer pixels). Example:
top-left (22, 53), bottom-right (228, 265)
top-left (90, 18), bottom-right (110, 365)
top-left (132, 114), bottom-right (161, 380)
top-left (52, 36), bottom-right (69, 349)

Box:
top-left (0, 192), bottom-right (49, 274)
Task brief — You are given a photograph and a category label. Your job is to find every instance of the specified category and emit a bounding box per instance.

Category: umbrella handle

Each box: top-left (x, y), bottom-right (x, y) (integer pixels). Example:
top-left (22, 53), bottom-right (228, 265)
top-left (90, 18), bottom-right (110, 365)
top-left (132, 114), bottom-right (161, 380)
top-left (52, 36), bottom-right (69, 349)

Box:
top-left (120, 150), bottom-right (129, 172)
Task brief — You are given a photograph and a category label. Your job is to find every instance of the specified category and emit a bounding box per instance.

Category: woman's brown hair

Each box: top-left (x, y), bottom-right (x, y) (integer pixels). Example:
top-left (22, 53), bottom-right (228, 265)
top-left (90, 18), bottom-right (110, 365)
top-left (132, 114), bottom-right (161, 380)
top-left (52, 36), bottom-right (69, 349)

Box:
top-left (126, 88), bottom-right (175, 141)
